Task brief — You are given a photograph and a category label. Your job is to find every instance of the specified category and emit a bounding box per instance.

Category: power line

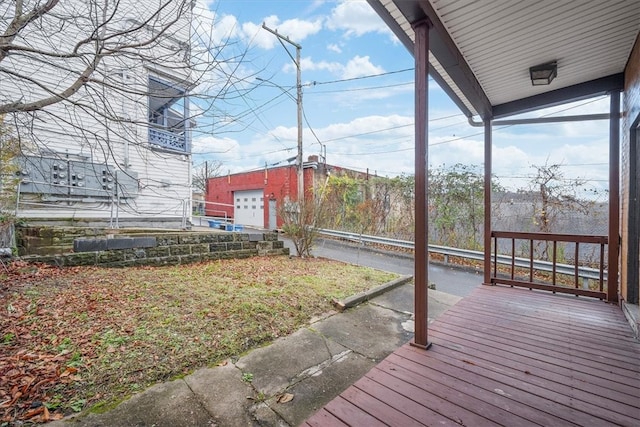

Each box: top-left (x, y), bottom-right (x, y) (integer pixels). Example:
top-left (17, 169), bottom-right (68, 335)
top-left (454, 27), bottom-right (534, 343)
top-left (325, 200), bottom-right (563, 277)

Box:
top-left (196, 68), bottom-right (609, 171)
top-left (307, 81), bottom-right (414, 94)
top-left (325, 95), bottom-right (610, 156)
top-left (320, 113), bottom-right (464, 144)
top-left (495, 175), bottom-right (609, 182)
top-left (310, 68), bottom-right (414, 86)
top-left (322, 123), bottom-right (411, 143)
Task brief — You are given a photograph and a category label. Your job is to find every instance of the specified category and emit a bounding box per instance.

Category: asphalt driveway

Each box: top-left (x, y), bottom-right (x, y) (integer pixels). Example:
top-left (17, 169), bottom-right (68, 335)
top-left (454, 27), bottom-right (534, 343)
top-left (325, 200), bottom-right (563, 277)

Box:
top-left (285, 237), bottom-right (483, 297)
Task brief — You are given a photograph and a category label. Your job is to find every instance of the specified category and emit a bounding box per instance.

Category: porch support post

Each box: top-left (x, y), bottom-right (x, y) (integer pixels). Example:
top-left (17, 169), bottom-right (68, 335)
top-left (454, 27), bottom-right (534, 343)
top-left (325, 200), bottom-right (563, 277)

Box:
top-left (483, 120), bottom-right (492, 285)
top-left (411, 17), bottom-right (432, 350)
top-left (608, 91), bottom-right (620, 303)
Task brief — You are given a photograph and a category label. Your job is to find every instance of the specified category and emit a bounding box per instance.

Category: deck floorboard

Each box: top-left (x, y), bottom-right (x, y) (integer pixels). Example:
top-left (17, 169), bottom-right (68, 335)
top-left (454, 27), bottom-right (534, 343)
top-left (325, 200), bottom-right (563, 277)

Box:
top-left (304, 285), bottom-right (640, 426)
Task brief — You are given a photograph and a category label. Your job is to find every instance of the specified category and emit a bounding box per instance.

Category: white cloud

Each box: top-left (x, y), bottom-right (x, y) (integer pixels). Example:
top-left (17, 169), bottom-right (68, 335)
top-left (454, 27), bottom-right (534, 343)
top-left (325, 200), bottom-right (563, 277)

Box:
top-left (194, 109), bottom-right (610, 193)
top-left (489, 120), bottom-right (610, 192)
top-left (196, 114), bottom-right (415, 175)
top-left (284, 55), bottom-right (384, 80)
top-left (190, 2), bottom-right (250, 97)
top-left (309, 114), bottom-right (415, 174)
top-left (326, 0), bottom-right (391, 37)
top-left (327, 43), bottom-right (342, 53)
top-left (312, 79), bottom-right (426, 112)
top-left (245, 15), bottom-right (323, 50)
top-left (191, 135), bottom-right (240, 157)
top-left (193, 4), bottom-right (323, 51)
top-left (342, 55), bottom-right (384, 79)
top-left (506, 96), bottom-right (610, 139)
top-left (192, 2), bottom-right (240, 45)
top-left (297, 57), bottom-right (343, 74)
top-left (322, 114), bottom-right (413, 140)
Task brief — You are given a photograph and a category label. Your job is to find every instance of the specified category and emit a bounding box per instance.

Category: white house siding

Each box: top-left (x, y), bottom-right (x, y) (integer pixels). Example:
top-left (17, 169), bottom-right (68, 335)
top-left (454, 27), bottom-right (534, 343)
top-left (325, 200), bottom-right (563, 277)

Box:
top-left (1, 0), bottom-right (193, 227)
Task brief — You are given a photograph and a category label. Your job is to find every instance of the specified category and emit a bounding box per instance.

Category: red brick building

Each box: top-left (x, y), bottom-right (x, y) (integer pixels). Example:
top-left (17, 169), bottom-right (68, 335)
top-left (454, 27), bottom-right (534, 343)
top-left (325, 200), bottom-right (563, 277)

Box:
top-left (205, 156), bottom-right (368, 229)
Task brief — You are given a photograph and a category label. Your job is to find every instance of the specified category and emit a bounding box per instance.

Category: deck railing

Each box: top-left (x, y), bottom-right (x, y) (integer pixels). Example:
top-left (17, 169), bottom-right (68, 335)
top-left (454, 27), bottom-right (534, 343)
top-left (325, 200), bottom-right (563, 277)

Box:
top-left (316, 228), bottom-right (606, 286)
top-left (491, 231), bottom-right (608, 299)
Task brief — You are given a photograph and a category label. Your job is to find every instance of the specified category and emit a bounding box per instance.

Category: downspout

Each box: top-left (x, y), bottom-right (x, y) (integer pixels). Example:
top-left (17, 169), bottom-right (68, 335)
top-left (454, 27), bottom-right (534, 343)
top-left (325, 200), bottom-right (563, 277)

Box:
top-left (608, 91), bottom-right (620, 303)
top-left (119, 69), bottom-right (130, 169)
top-left (185, 88), bottom-right (192, 227)
top-left (483, 120), bottom-right (492, 285)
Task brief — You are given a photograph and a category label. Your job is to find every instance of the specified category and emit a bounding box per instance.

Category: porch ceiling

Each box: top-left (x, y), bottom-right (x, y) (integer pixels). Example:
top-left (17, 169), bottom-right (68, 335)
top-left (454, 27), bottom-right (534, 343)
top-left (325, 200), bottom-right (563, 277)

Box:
top-left (368, 0), bottom-right (640, 119)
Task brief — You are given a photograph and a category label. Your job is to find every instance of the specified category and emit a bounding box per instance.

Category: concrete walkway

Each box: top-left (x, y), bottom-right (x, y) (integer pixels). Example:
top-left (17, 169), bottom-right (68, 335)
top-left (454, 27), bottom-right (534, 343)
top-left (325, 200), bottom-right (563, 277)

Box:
top-left (51, 282), bottom-right (461, 427)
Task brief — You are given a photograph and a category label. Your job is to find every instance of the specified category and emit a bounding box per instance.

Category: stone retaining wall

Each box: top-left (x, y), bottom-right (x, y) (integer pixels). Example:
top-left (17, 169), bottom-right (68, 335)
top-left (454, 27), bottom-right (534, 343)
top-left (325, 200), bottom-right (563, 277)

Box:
top-left (16, 226), bottom-right (288, 267)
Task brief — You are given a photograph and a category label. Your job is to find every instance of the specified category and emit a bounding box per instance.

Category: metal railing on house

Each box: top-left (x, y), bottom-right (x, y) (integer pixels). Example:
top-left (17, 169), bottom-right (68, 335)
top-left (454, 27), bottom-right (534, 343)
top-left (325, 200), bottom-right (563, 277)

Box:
top-left (148, 126), bottom-right (186, 152)
top-left (316, 228), bottom-right (608, 298)
top-left (191, 200), bottom-right (241, 230)
top-left (193, 212), bottom-right (231, 227)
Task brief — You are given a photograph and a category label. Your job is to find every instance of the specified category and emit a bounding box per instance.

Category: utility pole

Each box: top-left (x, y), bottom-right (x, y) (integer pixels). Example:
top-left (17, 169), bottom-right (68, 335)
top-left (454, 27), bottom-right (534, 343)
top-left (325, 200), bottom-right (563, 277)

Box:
top-left (262, 23), bottom-right (303, 201)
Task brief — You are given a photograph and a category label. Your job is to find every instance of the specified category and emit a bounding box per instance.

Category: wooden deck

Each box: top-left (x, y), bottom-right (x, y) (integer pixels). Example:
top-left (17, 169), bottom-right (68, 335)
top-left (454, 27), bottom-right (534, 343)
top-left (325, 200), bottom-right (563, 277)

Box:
top-left (303, 285), bottom-right (640, 426)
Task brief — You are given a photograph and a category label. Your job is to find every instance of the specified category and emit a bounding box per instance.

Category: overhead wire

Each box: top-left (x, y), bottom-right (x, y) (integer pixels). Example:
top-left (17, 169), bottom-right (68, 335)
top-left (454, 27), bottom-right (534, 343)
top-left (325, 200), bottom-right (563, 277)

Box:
top-left (325, 95), bottom-right (610, 158)
top-left (198, 67), bottom-right (422, 162)
top-left (202, 59), bottom-right (609, 178)
top-left (306, 81), bottom-right (414, 94)
top-left (309, 68), bottom-right (414, 86)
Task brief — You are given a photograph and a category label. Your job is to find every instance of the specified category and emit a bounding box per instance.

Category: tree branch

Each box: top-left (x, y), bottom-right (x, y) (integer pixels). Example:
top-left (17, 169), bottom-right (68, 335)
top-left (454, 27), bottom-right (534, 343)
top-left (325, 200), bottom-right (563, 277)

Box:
top-left (0, 0), bottom-right (60, 62)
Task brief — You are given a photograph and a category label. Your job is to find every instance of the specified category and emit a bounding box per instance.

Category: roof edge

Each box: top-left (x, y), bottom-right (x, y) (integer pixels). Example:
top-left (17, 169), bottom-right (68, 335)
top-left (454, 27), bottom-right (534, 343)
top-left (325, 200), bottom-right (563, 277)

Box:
top-left (366, 0), bottom-right (488, 119)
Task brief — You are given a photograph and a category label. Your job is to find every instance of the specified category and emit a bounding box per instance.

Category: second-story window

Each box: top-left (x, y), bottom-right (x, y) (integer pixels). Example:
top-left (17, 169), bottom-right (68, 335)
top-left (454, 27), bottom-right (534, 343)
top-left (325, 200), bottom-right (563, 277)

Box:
top-left (148, 76), bottom-right (190, 152)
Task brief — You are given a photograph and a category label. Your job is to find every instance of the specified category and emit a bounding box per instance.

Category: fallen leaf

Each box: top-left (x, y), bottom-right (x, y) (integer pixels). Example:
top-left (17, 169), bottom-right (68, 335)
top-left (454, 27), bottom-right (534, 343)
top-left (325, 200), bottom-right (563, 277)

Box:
top-left (50, 411), bottom-right (64, 420)
top-left (462, 359), bottom-right (476, 365)
top-left (23, 406), bottom-right (44, 419)
top-left (218, 360), bottom-right (228, 367)
top-left (277, 393), bottom-right (294, 404)
top-left (59, 368), bottom-right (75, 378)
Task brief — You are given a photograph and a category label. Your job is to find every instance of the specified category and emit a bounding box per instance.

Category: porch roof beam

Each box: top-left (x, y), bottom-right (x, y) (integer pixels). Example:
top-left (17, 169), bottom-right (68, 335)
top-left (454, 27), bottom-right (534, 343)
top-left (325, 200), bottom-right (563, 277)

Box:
top-left (492, 74), bottom-right (624, 119)
top-left (469, 113), bottom-right (610, 127)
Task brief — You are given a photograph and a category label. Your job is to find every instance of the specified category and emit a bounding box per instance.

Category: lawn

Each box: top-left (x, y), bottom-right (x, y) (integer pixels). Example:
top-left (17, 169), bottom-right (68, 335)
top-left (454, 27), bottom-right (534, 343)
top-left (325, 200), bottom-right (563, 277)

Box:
top-left (0, 257), bottom-right (398, 423)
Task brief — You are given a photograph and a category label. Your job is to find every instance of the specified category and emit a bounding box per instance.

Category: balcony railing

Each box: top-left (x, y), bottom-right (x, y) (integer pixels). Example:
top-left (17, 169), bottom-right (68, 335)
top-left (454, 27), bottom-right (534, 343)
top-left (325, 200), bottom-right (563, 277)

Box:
top-left (491, 231), bottom-right (608, 299)
top-left (148, 126), bottom-right (187, 152)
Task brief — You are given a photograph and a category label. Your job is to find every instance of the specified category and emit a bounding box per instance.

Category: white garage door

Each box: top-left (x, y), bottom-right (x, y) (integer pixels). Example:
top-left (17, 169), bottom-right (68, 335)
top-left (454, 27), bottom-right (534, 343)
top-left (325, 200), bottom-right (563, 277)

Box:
top-left (233, 189), bottom-right (264, 228)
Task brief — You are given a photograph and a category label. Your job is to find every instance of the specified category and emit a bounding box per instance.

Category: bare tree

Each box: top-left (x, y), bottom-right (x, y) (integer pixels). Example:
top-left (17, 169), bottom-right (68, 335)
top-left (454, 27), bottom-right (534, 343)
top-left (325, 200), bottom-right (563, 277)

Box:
top-left (0, 116), bottom-right (20, 218)
top-left (1, 0), bottom-right (192, 114)
top-left (529, 162), bottom-right (595, 233)
top-left (527, 161), bottom-right (600, 260)
top-left (192, 160), bottom-right (222, 194)
top-left (280, 178), bottom-right (331, 257)
top-left (0, 1), bottom-right (262, 223)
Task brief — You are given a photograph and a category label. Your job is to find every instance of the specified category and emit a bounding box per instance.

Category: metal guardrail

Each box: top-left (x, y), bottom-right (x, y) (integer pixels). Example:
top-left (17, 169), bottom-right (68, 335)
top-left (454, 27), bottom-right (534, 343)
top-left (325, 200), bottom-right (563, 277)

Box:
top-left (316, 228), bottom-right (606, 283)
top-left (193, 215), bottom-right (234, 227)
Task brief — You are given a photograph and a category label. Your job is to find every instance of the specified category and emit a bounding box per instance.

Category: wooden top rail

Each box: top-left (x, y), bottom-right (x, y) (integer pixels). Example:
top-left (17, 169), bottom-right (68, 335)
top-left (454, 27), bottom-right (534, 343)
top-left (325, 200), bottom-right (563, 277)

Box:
top-left (492, 231), bottom-right (608, 245)
top-left (490, 230), bottom-right (610, 300)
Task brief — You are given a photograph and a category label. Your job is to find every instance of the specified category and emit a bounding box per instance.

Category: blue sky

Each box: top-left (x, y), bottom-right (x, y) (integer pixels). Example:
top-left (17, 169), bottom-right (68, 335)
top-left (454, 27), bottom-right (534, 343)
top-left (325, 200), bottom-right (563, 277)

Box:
top-left (190, 0), bottom-right (611, 197)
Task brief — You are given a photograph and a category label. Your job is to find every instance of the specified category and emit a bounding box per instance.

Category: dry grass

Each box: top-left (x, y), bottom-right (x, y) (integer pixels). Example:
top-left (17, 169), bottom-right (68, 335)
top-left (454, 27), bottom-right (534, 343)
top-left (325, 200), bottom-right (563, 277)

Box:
top-left (0, 257), bottom-right (398, 422)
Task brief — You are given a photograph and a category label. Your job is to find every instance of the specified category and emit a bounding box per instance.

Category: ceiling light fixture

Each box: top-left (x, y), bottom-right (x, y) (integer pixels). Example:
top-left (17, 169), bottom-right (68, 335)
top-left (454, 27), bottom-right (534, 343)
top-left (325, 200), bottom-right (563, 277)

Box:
top-left (529, 61), bottom-right (557, 86)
